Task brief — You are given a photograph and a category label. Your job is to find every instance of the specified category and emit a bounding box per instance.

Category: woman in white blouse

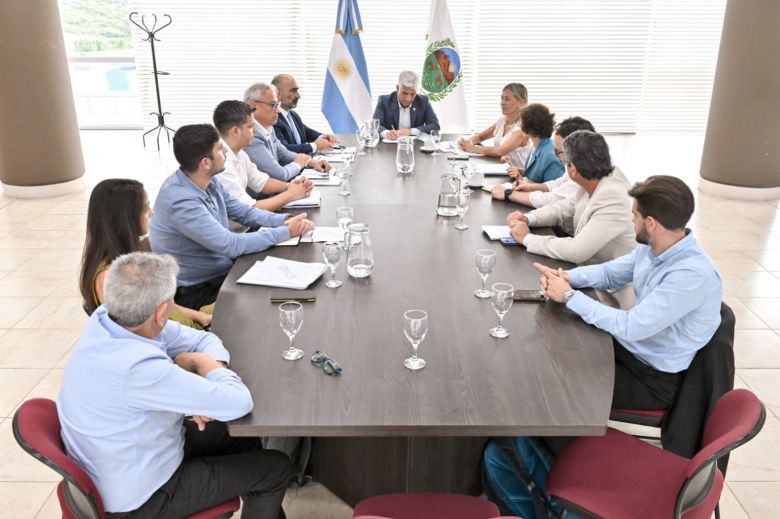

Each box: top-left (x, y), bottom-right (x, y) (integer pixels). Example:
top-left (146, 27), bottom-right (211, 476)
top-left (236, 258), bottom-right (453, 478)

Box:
top-left (458, 83), bottom-right (532, 170)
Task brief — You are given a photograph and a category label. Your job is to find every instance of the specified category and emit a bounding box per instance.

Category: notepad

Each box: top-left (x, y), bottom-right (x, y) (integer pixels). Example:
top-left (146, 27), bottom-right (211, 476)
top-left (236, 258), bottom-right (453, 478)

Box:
top-left (310, 176), bottom-right (341, 186)
top-left (480, 164), bottom-right (511, 176)
top-left (236, 256), bottom-right (327, 289)
top-left (482, 225), bottom-right (512, 240)
top-left (283, 190), bottom-right (321, 208)
top-left (301, 168), bottom-right (330, 179)
top-left (274, 236), bottom-right (301, 247)
top-left (300, 227), bottom-right (346, 243)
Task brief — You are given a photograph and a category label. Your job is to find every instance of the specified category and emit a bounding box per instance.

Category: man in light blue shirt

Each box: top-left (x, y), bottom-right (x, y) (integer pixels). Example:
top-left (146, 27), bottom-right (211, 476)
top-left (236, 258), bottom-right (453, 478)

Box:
top-left (150, 124), bottom-right (314, 310)
top-left (535, 175), bottom-right (723, 410)
top-left (58, 252), bottom-right (291, 517)
top-left (243, 82), bottom-right (331, 181)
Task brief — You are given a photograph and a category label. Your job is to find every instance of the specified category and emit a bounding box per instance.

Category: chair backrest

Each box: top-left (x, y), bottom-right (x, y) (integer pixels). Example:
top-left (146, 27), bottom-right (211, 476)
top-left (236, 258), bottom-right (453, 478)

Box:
top-left (12, 398), bottom-right (105, 519)
top-left (675, 389), bottom-right (765, 516)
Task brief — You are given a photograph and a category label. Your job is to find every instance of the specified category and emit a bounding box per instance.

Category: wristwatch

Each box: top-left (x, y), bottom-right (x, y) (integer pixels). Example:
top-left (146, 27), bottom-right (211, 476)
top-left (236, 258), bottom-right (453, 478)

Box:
top-left (503, 188), bottom-right (514, 202)
top-left (563, 289), bottom-right (576, 303)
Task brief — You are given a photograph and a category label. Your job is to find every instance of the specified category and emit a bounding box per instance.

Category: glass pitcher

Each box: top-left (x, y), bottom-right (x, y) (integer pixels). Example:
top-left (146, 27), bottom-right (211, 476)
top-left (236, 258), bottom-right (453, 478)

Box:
top-left (396, 136), bottom-right (415, 174)
top-left (362, 118), bottom-right (380, 148)
top-left (437, 173), bottom-right (461, 217)
top-left (346, 223), bottom-right (374, 278)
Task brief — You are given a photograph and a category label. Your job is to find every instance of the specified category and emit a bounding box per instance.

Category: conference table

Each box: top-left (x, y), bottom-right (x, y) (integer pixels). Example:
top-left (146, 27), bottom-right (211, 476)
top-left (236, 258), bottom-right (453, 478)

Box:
top-left (211, 137), bottom-right (614, 505)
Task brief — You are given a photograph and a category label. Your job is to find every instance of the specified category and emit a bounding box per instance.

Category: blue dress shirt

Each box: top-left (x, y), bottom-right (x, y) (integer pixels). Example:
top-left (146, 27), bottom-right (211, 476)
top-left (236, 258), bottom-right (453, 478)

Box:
top-left (150, 169), bottom-right (290, 286)
top-left (523, 138), bottom-right (565, 183)
top-left (57, 306), bottom-right (253, 512)
top-left (245, 121), bottom-right (302, 181)
top-left (566, 232), bottom-right (722, 373)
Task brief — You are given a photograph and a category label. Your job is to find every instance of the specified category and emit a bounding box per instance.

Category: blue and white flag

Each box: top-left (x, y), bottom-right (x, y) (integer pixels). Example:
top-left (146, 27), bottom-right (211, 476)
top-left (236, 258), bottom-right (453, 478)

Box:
top-left (321, 0), bottom-right (373, 133)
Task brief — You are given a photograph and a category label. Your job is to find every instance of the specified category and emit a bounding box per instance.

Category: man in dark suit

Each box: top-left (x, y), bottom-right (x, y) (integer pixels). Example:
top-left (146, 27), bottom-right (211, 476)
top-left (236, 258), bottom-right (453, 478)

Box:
top-left (373, 70), bottom-right (440, 140)
top-left (272, 74), bottom-right (340, 154)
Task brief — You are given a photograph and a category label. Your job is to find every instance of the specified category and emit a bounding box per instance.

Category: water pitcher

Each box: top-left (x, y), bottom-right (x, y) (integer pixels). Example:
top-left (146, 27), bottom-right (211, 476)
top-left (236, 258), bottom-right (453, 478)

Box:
top-left (396, 136), bottom-right (415, 174)
top-left (437, 173), bottom-right (461, 216)
top-left (362, 118), bottom-right (380, 148)
top-left (346, 223), bottom-right (374, 278)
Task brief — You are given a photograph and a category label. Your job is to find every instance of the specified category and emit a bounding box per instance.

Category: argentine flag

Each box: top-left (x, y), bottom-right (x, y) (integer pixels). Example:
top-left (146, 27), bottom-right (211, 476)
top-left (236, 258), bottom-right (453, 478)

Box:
top-left (322, 0), bottom-right (372, 133)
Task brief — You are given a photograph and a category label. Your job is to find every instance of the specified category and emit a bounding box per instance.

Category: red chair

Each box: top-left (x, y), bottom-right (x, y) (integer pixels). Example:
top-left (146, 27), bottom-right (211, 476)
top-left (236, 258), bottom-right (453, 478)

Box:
top-left (353, 493), bottom-right (522, 519)
top-left (546, 389), bottom-right (765, 519)
top-left (12, 398), bottom-right (240, 519)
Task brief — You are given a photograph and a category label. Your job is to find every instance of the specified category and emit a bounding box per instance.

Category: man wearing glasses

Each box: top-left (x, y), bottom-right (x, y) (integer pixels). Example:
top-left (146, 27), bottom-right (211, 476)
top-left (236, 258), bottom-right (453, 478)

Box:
top-left (244, 82), bottom-right (331, 181)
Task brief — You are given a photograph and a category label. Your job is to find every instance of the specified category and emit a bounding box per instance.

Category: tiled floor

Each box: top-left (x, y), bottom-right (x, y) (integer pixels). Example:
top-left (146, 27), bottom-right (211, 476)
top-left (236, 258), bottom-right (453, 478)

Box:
top-left (0, 130), bottom-right (778, 517)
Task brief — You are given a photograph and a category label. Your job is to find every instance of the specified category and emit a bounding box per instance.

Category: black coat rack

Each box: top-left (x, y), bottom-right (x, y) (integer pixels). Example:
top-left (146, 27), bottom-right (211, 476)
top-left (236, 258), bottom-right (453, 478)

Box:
top-left (129, 12), bottom-right (174, 150)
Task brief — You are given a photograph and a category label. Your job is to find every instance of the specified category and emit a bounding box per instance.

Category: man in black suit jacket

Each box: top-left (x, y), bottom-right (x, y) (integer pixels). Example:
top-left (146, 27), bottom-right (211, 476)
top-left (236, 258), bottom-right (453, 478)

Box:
top-left (373, 70), bottom-right (440, 140)
top-left (272, 74), bottom-right (340, 154)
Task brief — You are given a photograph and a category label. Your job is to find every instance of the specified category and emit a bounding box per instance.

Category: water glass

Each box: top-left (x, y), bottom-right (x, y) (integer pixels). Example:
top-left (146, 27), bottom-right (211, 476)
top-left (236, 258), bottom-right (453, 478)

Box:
top-left (336, 162), bottom-right (351, 196)
top-left (454, 190), bottom-right (471, 230)
top-left (279, 302), bottom-right (304, 360)
top-left (430, 130), bottom-right (441, 156)
top-left (403, 309), bottom-right (428, 370)
top-left (356, 128), bottom-right (367, 156)
top-left (489, 283), bottom-right (514, 338)
top-left (474, 249), bottom-right (496, 298)
top-left (336, 206), bottom-right (354, 244)
top-left (462, 163), bottom-right (476, 186)
top-left (322, 241), bottom-right (342, 288)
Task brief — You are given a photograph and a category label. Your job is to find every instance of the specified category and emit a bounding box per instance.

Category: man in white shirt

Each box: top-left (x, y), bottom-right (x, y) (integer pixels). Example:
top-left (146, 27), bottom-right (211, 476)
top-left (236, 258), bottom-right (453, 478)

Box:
top-left (244, 82), bottom-right (330, 181)
top-left (271, 74), bottom-right (340, 154)
top-left (213, 100), bottom-right (313, 219)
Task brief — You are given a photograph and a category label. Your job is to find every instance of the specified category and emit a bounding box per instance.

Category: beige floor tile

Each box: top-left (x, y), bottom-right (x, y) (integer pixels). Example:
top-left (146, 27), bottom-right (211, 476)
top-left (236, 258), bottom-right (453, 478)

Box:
top-left (0, 419), bottom-right (60, 482)
top-left (0, 330), bottom-right (80, 369)
top-left (727, 298), bottom-right (770, 330)
top-left (709, 250), bottom-right (767, 272)
top-left (0, 298), bottom-right (44, 330)
top-left (727, 414), bottom-right (780, 481)
top-left (23, 214), bottom-right (86, 232)
top-left (17, 248), bottom-right (84, 272)
top-left (722, 272), bottom-right (780, 298)
top-left (716, 231), bottom-right (780, 251)
top-left (34, 487), bottom-right (62, 519)
top-left (282, 482), bottom-right (353, 519)
top-left (49, 280), bottom-right (82, 299)
top-left (744, 249), bottom-right (780, 271)
top-left (740, 298), bottom-right (780, 329)
top-left (14, 298), bottom-right (88, 330)
top-left (0, 369), bottom-right (47, 417)
top-left (0, 230), bottom-right (85, 250)
top-left (11, 370), bottom-right (64, 417)
top-left (729, 482), bottom-right (780, 519)
top-left (43, 200), bottom-right (87, 215)
top-left (719, 483), bottom-right (750, 519)
top-left (734, 330), bottom-right (780, 369)
top-left (0, 270), bottom-right (72, 298)
top-left (0, 270), bottom-right (11, 281)
top-left (0, 482), bottom-right (57, 518)
top-left (737, 370), bottom-right (780, 419)
top-left (0, 249), bottom-right (39, 271)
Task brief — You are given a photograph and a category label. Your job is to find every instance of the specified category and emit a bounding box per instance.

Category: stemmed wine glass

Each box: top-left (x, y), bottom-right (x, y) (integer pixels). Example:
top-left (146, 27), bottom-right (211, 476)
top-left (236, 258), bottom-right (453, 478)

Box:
top-left (322, 241), bottom-right (342, 288)
top-left (430, 129), bottom-right (441, 156)
top-left (279, 302), bottom-right (304, 360)
top-left (454, 190), bottom-right (471, 230)
top-left (336, 162), bottom-right (352, 196)
top-left (336, 206), bottom-right (353, 246)
top-left (403, 309), bottom-right (428, 370)
top-left (474, 249), bottom-right (496, 298)
top-left (489, 283), bottom-right (514, 338)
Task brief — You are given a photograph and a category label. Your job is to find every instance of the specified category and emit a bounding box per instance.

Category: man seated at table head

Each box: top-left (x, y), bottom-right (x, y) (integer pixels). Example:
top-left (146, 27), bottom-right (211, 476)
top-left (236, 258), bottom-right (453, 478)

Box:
top-left (213, 99), bottom-right (314, 221)
top-left (535, 175), bottom-right (723, 411)
top-left (243, 81), bottom-right (331, 181)
top-left (150, 123), bottom-right (314, 310)
top-left (271, 73), bottom-right (340, 154)
top-left (57, 252), bottom-right (292, 518)
top-left (373, 70), bottom-right (440, 141)
top-left (506, 130), bottom-right (636, 309)
top-left (493, 116), bottom-right (595, 208)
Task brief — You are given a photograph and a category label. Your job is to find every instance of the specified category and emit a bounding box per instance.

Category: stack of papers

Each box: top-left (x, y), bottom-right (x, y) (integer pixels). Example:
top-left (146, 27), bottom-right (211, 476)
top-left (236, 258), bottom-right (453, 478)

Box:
top-left (310, 176), bottom-right (341, 187)
top-left (482, 225), bottom-right (512, 240)
top-left (283, 190), bottom-right (321, 208)
top-left (480, 164), bottom-right (510, 176)
top-left (301, 227), bottom-right (346, 243)
top-left (274, 236), bottom-right (301, 247)
top-left (301, 168), bottom-right (330, 179)
top-left (237, 256), bottom-right (327, 289)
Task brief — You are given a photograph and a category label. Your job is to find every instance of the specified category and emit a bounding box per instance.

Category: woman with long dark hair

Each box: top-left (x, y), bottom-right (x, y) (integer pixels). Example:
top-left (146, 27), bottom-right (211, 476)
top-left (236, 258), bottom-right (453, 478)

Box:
top-left (79, 179), bottom-right (213, 328)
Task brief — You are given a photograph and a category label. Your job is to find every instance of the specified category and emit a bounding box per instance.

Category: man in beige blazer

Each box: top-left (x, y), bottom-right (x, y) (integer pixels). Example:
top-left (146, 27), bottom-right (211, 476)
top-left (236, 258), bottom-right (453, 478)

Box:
top-left (507, 130), bottom-right (636, 309)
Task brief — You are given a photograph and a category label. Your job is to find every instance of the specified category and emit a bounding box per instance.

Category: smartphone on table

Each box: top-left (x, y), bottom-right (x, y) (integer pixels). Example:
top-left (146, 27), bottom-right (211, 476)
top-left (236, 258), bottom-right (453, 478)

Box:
top-left (513, 289), bottom-right (545, 302)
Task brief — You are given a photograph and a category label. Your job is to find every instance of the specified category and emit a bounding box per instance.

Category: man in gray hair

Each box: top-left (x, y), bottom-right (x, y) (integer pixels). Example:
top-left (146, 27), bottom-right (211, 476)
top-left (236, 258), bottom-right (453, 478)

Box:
top-left (373, 70), bottom-right (440, 140)
top-left (244, 81), bottom-right (331, 181)
top-left (57, 252), bottom-right (291, 518)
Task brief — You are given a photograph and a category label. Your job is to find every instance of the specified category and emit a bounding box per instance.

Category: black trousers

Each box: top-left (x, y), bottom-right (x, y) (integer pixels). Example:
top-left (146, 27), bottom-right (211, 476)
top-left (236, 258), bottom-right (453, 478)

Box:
top-left (175, 275), bottom-right (227, 310)
top-left (107, 421), bottom-right (292, 519)
top-left (544, 339), bottom-right (684, 457)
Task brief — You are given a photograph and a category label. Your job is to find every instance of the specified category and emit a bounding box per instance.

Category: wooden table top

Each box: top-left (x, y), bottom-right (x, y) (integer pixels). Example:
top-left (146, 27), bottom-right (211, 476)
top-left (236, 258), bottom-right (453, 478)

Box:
top-left (213, 137), bottom-right (614, 437)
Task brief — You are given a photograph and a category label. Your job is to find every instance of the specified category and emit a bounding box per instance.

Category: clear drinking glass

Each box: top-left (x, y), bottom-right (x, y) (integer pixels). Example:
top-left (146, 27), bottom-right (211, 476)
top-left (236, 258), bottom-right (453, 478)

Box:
top-left (454, 190), bottom-right (471, 230)
top-left (474, 249), bottom-right (496, 298)
top-left (279, 302), bottom-right (304, 360)
top-left (336, 162), bottom-right (351, 196)
top-left (356, 128), bottom-right (367, 156)
top-left (403, 309), bottom-right (428, 370)
top-left (489, 283), bottom-right (514, 338)
top-left (462, 163), bottom-right (476, 186)
top-left (430, 129), bottom-right (441, 156)
top-left (322, 241), bottom-right (342, 288)
top-left (336, 206), bottom-right (354, 245)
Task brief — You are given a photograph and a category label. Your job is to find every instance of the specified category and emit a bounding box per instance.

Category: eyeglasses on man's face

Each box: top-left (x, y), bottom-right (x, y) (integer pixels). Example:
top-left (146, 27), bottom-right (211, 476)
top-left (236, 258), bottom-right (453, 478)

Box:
top-left (255, 99), bottom-right (281, 111)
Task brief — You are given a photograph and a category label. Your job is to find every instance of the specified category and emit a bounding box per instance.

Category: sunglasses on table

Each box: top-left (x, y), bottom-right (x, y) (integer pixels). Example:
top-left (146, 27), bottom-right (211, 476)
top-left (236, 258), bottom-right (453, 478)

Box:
top-left (311, 350), bottom-right (343, 376)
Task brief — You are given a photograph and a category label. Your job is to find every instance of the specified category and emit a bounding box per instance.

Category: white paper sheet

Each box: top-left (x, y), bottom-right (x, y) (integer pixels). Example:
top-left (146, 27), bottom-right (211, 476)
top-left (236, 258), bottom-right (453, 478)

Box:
top-left (236, 256), bottom-right (327, 289)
